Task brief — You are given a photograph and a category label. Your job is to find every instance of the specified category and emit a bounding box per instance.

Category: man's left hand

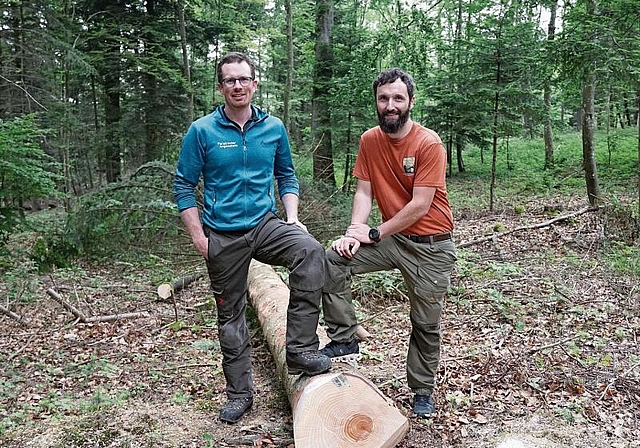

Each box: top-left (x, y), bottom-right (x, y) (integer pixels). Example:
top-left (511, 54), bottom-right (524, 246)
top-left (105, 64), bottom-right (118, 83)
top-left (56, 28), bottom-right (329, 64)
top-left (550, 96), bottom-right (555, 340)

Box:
top-left (287, 219), bottom-right (308, 233)
top-left (345, 223), bottom-right (372, 243)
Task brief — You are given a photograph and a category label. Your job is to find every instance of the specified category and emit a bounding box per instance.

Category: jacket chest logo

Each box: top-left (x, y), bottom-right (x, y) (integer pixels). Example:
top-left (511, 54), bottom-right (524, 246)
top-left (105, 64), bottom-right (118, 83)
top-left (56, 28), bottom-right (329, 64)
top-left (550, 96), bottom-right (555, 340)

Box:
top-left (218, 141), bottom-right (239, 149)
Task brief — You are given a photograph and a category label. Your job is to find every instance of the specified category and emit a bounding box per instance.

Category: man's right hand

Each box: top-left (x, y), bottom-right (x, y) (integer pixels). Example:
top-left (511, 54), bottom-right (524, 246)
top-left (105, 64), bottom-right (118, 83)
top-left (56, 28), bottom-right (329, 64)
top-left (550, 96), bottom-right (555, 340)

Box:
top-left (332, 236), bottom-right (360, 259)
top-left (194, 236), bottom-right (209, 260)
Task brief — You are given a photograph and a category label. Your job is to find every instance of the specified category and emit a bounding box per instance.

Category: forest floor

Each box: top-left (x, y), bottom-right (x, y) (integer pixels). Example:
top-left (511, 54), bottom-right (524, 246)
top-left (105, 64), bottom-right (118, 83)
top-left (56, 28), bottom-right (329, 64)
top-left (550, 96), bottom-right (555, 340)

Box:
top-left (1, 198), bottom-right (639, 448)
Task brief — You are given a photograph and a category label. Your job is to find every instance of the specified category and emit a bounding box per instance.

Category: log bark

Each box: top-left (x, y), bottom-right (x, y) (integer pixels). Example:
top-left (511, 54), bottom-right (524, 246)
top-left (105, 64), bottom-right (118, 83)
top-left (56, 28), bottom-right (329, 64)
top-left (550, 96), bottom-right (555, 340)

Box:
top-left (247, 260), bottom-right (409, 448)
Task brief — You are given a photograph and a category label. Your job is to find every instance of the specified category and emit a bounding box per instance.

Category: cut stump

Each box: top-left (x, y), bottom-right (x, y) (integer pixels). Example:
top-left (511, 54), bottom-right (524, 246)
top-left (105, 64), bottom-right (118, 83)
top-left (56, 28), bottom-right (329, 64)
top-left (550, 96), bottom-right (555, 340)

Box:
top-left (247, 260), bottom-right (409, 448)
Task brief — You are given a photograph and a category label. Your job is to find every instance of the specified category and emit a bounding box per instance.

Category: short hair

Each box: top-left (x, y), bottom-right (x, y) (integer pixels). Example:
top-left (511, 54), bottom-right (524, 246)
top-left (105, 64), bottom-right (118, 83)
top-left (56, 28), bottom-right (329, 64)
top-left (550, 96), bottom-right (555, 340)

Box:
top-left (217, 52), bottom-right (256, 84)
top-left (372, 68), bottom-right (416, 99)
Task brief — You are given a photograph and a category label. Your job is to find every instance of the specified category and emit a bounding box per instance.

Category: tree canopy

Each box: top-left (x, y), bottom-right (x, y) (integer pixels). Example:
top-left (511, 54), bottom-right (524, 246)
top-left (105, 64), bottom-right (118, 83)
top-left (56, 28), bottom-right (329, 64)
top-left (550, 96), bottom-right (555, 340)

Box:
top-left (0, 0), bottom-right (638, 208)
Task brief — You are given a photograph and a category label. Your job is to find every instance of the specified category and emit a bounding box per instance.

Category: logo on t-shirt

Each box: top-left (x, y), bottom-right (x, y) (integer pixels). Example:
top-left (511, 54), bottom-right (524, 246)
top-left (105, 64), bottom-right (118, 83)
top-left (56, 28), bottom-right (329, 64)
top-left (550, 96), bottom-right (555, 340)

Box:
top-left (403, 157), bottom-right (415, 175)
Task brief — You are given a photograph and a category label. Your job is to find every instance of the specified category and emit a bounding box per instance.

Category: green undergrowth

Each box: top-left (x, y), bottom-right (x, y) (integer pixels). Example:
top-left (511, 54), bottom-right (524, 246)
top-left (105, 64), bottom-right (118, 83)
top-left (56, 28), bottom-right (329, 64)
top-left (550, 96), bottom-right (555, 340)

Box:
top-left (445, 128), bottom-right (638, 211)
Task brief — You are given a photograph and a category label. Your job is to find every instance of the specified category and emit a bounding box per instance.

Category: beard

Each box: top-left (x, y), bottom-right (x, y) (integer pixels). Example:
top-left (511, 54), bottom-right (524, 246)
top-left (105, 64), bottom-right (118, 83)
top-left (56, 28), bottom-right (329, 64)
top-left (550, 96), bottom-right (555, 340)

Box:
top-left (377, 108), bottom-right (411, 134)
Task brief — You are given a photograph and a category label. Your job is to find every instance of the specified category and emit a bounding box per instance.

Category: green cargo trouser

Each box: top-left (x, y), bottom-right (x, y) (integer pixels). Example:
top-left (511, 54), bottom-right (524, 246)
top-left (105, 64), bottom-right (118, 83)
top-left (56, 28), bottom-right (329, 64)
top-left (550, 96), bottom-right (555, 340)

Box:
top-left (205, 212), bottom-right (325, 400)
top-left (323, 233), bottom-right (456, 394)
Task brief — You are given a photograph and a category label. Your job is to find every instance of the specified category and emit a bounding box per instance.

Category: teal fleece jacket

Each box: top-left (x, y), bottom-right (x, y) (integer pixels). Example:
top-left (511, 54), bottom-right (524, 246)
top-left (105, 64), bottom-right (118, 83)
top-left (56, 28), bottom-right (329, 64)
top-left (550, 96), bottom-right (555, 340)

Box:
top-left (174, 105), bottom-right (299, 232)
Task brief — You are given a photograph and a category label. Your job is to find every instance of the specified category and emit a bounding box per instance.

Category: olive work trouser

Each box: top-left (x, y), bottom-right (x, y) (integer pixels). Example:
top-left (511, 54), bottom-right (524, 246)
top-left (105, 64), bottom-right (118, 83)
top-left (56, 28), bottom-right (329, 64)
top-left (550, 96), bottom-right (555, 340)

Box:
top-left (205, 212), bottom-right (325, 400)
top-left (322, 233), bottom-right (456, 395)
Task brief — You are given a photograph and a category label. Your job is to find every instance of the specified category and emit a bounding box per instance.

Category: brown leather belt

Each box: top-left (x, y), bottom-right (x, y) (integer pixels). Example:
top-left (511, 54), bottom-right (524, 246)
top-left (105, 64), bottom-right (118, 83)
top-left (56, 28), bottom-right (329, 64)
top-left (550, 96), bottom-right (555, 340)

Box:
top-left (403, 231), bottom-right (452, 244)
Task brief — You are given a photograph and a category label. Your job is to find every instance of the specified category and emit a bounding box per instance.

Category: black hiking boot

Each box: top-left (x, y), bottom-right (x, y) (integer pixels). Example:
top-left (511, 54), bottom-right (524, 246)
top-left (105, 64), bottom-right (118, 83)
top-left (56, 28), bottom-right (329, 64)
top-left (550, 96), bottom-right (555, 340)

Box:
top-left (413, 394), bottom-right (436, 418)
top-left (319, 339), bottom-right (361, 362)
top-left (286, 350), bottom-right (332, 376)
top-left (219, 396), bottom-right (253, 423)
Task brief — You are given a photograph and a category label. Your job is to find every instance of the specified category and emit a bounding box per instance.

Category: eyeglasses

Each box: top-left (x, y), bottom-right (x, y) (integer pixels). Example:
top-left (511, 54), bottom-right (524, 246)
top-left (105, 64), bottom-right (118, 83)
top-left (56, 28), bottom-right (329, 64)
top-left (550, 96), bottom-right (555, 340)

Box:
top-left (221, 76), bottom-right (254, 87)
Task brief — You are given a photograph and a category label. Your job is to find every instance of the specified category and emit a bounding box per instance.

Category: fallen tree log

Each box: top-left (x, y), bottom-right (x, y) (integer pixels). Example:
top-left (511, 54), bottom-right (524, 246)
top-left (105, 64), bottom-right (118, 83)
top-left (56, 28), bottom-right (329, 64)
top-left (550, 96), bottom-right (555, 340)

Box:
top-left (157, 271), bottom-right (206, 300)
top-left (247, 260), bottom-right (409, 448)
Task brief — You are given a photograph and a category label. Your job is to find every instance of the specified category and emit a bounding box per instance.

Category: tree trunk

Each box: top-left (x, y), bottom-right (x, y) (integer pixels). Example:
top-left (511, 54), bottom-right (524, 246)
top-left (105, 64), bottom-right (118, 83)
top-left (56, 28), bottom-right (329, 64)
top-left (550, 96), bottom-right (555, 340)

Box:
top-left (636, 83), bottom-right (639, 219)
top-left (143, 0), bottom-right (161, 163)
top-left (311, 0), bottom-right (335, 186)
top-left (247, 261), bottom-right (409, 448)
top-left (177, 0), bottom-right (193, 127)
top-left (581, 70), bottom-right (601, 206)
top-left (543, 0), bottom-right (557, 169)
top-left (283, 0), bottom-right (293, 132)
top-left (103, 42), bottom-right (121, 183)
top-left (581, 0), bottom-right (601, 207)
top-left (456, 133), bottom-right (465, 173)
top-left (490, 49), bottom-right (501, 212)
top-left (342, 111), bottom-right (353, 193)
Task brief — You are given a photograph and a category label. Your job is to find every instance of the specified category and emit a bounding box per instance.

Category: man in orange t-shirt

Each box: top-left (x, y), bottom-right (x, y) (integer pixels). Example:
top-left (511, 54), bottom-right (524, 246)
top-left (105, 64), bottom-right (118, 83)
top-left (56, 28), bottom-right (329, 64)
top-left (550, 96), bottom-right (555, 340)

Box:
top-left (321, 68), bottom-right (457, 418)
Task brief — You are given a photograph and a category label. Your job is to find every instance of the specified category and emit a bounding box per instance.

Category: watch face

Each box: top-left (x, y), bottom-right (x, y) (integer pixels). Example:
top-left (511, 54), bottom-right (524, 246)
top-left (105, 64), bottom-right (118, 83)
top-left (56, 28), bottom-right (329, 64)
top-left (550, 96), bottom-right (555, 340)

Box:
top-left (369, 228), bottom-right (380, 241)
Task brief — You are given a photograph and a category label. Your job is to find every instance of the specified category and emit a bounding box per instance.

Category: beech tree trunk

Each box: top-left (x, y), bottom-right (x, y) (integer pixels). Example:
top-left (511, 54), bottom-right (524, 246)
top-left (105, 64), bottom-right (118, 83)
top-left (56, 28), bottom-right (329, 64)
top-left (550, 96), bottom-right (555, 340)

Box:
top-left (247, 260), bottom-right (409, 448)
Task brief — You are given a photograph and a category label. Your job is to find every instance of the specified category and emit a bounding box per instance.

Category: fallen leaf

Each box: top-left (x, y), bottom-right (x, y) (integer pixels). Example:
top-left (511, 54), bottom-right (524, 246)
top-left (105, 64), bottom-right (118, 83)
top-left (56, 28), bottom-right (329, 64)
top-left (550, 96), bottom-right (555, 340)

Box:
top-left (473, 413), bottom-right (488, 424)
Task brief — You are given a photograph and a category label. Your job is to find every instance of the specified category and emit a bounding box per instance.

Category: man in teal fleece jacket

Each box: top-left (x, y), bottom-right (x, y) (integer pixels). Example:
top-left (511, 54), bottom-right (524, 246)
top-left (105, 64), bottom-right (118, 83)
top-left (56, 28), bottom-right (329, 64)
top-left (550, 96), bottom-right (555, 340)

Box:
top-left (174, 52), bottom-right (331, 424)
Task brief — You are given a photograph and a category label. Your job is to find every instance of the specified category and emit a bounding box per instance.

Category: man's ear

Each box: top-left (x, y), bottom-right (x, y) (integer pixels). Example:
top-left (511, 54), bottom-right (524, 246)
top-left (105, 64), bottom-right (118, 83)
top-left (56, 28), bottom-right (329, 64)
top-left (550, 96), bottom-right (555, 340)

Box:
top-left (409, 96), bottom-right (416, 110)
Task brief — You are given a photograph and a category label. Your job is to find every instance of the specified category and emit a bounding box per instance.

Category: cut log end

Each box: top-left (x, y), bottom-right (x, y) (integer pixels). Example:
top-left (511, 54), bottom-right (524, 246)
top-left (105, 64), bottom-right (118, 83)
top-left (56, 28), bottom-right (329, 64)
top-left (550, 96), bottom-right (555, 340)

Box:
top-left (292, 372), bottom-right (409, 448)
top-left (157, 283), bottom-right (173, 300)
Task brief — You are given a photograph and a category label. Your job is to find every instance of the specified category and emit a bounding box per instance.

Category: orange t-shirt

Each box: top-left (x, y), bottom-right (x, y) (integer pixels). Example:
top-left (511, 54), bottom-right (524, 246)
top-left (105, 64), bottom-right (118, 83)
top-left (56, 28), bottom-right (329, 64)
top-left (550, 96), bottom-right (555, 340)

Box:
top-left (353, 122), bottom-right (454, 235)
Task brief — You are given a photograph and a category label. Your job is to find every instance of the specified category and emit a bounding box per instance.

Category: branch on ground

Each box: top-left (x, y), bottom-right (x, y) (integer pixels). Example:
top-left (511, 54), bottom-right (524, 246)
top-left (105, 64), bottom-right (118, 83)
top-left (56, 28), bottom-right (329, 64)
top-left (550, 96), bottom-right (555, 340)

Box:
top-left (46, 288), bottom-right (148, 324)
top-left (0, 303), bottom-right (29, 326)
top-left (457, 206), bottom-right (596, 248)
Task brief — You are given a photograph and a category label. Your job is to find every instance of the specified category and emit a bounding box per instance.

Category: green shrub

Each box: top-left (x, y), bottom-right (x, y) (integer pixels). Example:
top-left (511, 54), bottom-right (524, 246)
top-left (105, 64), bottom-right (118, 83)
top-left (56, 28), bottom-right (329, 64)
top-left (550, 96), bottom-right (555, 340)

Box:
top-left (0, 115), bottom-right (63, 247)
top-left (64, 161), bottom-right (183, 259)
top-left (30, 233), bottom-right (79, 272)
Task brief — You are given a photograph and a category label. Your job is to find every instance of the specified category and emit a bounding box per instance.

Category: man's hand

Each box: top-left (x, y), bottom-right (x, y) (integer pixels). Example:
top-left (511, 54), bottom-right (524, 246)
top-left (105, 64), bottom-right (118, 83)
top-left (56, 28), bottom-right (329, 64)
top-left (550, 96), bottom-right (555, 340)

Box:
top-left (193, 236), bottom-right (209, 260)
top-left (287, 218), bottom-right (308, 233)
top-left (345, 222), bottom-right (374, 244)
top-left (332, 236), bottom-right (360, 259)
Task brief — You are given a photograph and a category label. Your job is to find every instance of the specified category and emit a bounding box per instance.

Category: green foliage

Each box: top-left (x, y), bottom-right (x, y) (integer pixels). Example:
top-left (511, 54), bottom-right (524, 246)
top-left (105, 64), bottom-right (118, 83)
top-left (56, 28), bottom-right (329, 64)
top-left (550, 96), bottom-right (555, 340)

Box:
top-left (603, 242), bottom-right (640, 277)
top-left (0, 207), bottom-right (22, 251)
top-left (30, 233), bottom-right (79, 272)
top-left (0, 115), bottom-right (62, 245)
top-left (493, 222), bottom-right (507, 232)
top-left (1, 258), bottom-right (40, 305)
top-left (64, 162), bottom-right (182, 259)
top-left (447, 128), bottom-right (638, 211)
top-left (351, 270), bottom-right (407, 304)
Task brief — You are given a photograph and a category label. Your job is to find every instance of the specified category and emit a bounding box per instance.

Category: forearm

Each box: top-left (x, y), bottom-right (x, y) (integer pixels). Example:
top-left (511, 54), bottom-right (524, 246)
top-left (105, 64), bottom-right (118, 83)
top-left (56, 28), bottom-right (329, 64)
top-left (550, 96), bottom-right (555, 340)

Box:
top-left (377, 200), bottom-right (430, 238)
top-left (281, 193), bottom-right (309, 232)
top-left (350, 189), bottom-right (373, 226)
top-left (281, 193), bottom-right (299, 222)
top-left (180, 207), bottom-right (208, 258)
top-left (377, 187), bottom-right (435, 238)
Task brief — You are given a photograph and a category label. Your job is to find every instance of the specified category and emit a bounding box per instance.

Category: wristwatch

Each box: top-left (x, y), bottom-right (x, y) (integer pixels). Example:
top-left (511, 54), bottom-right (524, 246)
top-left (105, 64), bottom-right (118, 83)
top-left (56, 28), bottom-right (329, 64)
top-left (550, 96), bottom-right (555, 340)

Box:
top-left (368, 227), bottom-right (381, 243)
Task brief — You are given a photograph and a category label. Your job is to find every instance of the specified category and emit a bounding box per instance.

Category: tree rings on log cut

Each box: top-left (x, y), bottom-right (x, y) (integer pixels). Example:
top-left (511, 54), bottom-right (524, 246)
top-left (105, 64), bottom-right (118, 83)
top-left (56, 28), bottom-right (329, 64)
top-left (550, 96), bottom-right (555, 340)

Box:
top-left (292, 371), bottom-right (409, 448)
